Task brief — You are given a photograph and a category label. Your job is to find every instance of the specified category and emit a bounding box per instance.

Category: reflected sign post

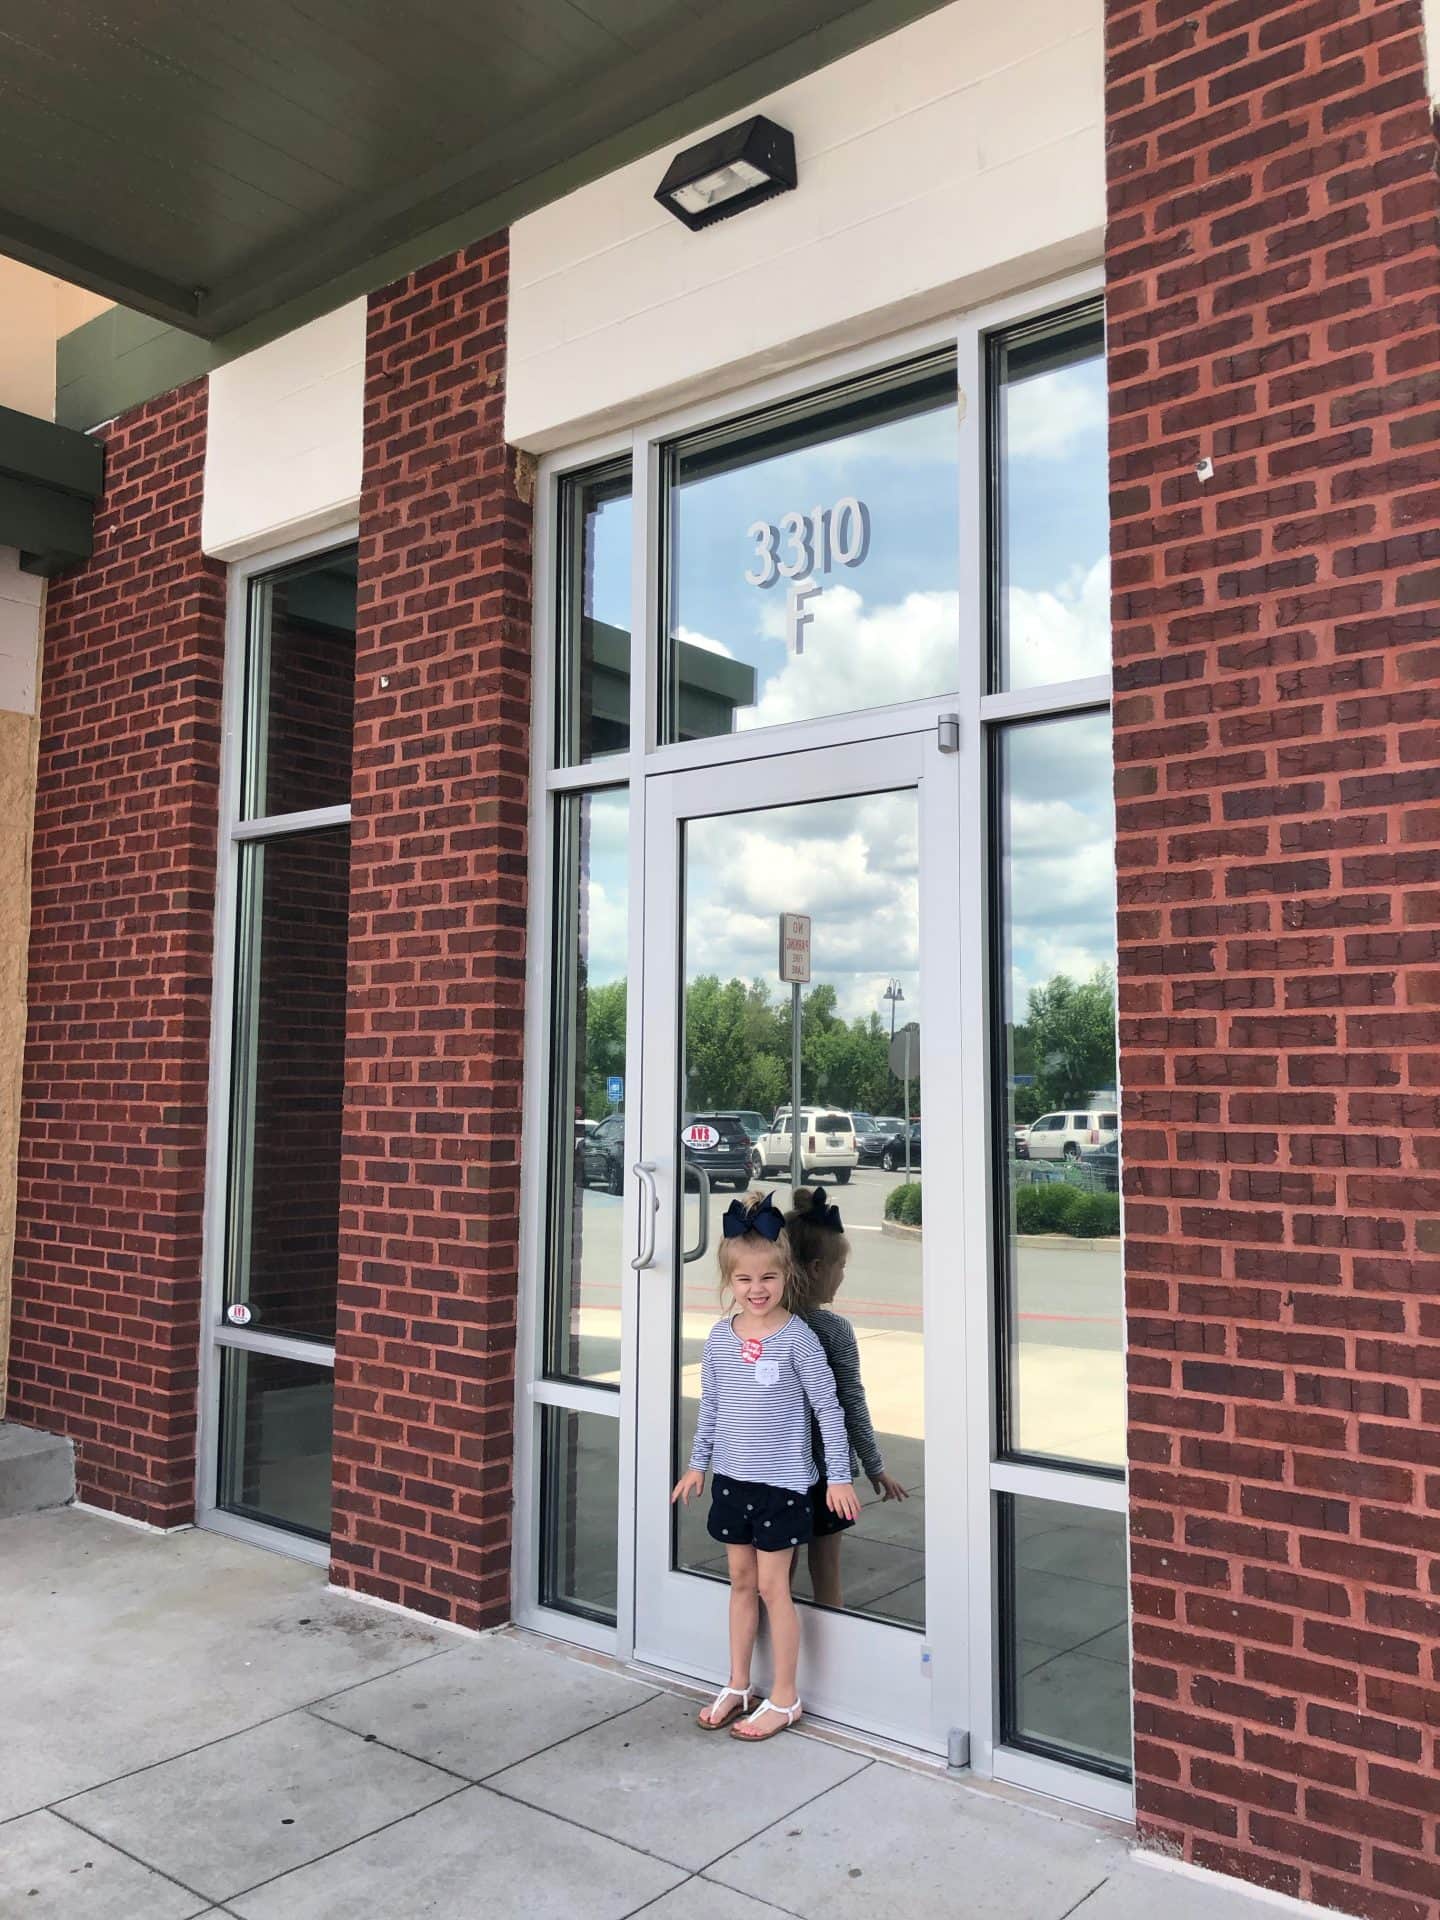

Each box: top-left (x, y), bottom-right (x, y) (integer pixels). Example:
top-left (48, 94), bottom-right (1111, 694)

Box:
top-left (779, 913), bottom-right (811, 1190)
top-left (889, 1022), bottom-right (920, 1179)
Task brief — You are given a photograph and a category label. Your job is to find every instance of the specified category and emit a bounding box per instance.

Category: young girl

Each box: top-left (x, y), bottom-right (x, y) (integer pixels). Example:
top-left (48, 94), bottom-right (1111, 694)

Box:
top-left (672, 1190), bottom-right (860, 1741)
top-left (785, 1187), bottom-right (908, 1610)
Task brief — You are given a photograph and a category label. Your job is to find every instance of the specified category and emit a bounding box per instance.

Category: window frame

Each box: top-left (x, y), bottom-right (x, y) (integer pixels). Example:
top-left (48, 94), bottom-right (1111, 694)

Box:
top-left (196, 524), bottom-right (360, 1571)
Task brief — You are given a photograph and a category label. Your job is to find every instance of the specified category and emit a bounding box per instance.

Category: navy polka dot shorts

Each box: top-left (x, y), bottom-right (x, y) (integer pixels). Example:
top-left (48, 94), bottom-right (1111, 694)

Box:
top-left (707, 1476), bottom-right (814, 1551)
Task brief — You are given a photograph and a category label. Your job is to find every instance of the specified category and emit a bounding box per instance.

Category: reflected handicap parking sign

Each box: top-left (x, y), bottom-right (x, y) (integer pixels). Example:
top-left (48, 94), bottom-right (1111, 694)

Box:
top-left (607, 1075), bottom-right (624, 1106)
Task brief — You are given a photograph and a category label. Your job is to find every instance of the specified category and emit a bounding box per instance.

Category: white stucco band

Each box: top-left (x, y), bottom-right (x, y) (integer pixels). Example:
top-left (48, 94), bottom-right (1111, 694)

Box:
top-left (202, 300), bottom-right (365, 562)
top-left (505, 0), bottom-right (1105, 452)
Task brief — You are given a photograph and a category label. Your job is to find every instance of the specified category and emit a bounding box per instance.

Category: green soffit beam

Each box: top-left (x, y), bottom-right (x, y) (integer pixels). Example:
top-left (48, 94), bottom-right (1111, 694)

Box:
top-left (0, 404), bottom-right (104, 577)
top-left (54, 0), bottom-right (947, 432)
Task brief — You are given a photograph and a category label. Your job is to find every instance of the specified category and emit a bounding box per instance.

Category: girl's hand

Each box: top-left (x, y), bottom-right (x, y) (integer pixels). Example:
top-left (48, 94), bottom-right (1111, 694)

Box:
top-left (870, 1472), bottom-right (908, 1502)
top-left (827, 1482), bottom-right (861, 1522)
top-left (672, 1469), bottom-right (705, 1505)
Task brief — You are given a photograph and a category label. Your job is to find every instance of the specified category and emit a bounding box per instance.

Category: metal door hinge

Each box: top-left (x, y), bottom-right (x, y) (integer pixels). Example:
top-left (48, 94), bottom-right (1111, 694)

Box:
top-left (937, 712), bottom-right (960, 753)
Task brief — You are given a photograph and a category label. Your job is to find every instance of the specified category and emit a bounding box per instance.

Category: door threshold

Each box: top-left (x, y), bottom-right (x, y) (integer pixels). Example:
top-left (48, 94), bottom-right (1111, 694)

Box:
top-left (502, 1625), bottom-right (1132, 1840)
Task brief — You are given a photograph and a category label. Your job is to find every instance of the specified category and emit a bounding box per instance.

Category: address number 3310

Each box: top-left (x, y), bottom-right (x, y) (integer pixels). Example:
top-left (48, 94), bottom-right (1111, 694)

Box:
top-left (744, 498), bottom-right (871, 589)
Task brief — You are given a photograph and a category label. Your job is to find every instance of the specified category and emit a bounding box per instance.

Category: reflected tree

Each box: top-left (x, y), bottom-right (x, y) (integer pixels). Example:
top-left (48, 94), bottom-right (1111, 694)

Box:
top-left (1010, 966), bottom-right (1116, 1120)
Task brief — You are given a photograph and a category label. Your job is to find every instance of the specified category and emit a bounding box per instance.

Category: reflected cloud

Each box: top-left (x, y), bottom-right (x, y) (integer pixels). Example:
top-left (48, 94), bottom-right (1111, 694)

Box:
top-left (1004, 557), bottom-right (1110, 689)
top-left (1005, 362), bottom-right (1107, 461)
top-left (749, 585), bottom-right (958, 730)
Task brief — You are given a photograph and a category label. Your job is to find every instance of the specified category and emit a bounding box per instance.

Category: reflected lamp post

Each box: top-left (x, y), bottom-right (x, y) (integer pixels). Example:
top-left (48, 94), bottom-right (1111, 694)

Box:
top-left (883, 977), bottom-right (904, 1040)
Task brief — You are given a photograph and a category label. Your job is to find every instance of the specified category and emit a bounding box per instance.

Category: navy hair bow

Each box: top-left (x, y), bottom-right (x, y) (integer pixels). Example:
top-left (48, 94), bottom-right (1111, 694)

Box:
top-left (804, 1189), bottom-right (844, 1234)
top-left (722, 1193), bottom-right (784, 1242)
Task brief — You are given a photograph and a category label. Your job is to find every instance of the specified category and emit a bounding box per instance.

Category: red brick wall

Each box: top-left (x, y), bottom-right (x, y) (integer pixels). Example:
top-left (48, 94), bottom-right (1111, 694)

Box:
top-left (8, 381), bottom-right (225, 1525)
top-left (1108, 4), bottom-right (1440, 1912)
top-left (330, 237), bottom-right (532, 1629)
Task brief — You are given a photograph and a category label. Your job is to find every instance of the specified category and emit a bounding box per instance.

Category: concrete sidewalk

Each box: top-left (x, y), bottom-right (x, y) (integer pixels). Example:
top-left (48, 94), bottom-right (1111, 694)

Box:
top-left (3, 1508), bottom-right (1276, 1920)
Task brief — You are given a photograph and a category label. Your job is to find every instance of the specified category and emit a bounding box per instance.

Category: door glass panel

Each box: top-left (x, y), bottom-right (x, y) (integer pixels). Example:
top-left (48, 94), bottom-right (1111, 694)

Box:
top-left (1004, 1495), bottom-right (1131, 1776)
top-left (226, 826), bottom-right (350, 1342)
top-left (662, 355), bottom-right (958, 742)
top-left (242, 549), bottom-right (358, 819)
top-left (992, 310), bottom-right (1109, 693)
top-left (218, 1348), bottom-right (333, 1539)
top-left (557, 463), bottom-right (632, 765)
top-left (545, 789), bottom-right (629, 1383)
top-left (540, 1407), bottom-right (620, 1624)
top-left (673, 789), bottom-right (925, 1629)
top-left (996, 711), bottom-right (1121, 1469)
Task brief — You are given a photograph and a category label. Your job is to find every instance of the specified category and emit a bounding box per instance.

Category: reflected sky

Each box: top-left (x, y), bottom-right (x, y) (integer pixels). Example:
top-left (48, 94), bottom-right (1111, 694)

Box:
top-left (587, 334), bottom-right (1109, 718)
top-left (685, 791), bottom-right (920, 1028)
top-left (1000, 710), bottom-right (1116, 1016)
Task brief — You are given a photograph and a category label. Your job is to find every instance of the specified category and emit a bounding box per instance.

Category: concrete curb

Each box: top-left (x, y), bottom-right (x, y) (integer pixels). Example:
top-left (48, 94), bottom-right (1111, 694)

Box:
top-left (1015, 1233), bottom-right (1122, 1251)
top-left (879, 1226), bottom-right (1122, 1250)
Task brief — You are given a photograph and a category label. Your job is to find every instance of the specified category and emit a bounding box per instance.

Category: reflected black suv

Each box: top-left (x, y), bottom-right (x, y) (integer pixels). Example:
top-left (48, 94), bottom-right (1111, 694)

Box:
top-left (580, 1112), bottom-right (627, 1194)
top-left (681, 1112), bottom-right (755, 1193)
top-left (876, 1122), bottom-right (922, 1172)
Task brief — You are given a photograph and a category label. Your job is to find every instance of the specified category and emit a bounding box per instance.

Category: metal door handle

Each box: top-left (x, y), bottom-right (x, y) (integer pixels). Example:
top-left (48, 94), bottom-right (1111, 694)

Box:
top-left (631, 1162), bottom-right (658, 1270)
top-left (683, 1163), bottom-right (710, 1265)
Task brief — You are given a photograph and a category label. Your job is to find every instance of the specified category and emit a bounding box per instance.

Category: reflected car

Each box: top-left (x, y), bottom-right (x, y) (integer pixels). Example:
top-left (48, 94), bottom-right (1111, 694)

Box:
top-left (681, 1112), bottom-right (755, 1192)
top-left (1021, 1109), bottom-right (1118, 1162)
top-left (580, 1112), bottom-right (627, 1194)
top-left (1078, 1137), bottom-right (1120, 1193)
top-left (878, 1122), bottom-right (922, 1172)
top-left (751, 1109), bottom-right (857, 1182)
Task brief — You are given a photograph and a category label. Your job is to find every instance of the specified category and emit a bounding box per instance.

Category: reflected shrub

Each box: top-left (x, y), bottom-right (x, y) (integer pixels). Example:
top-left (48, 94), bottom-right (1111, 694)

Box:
top-left (884, 1181), bottom-right (923, 1225)
top-left (1012, 1183), bottom-right (1119, 1237)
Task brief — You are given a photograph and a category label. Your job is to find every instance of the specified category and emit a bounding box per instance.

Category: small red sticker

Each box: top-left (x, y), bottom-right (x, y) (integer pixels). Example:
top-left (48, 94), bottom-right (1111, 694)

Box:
top-left (740, 1337), bottom-right (763, 1364)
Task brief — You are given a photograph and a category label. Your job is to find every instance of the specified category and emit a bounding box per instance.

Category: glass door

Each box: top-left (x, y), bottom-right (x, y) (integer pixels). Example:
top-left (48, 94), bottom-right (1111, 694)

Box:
top-left (633, 728), bottom-right (968, 1754)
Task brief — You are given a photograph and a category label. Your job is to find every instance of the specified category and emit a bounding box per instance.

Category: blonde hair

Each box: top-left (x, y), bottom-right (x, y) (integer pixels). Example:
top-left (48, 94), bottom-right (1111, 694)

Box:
top-left (716, 1191), bottom-right (799, 1308)
top-left (783, 1188), bottom-right (851, 1309)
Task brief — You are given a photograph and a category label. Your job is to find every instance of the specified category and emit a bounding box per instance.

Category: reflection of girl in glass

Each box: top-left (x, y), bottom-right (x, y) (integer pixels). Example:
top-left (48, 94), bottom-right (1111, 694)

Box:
top-left (671, 1192), bottom-right (859, 1740)
top-left (785, 1188), bottom-right (909, 1609)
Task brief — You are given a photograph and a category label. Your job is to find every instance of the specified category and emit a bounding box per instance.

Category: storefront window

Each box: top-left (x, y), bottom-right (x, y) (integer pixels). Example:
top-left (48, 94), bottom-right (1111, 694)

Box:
top-left (995, 709), bottom-right (1120, 1470)
top-left (218, 1349), bottom-right (333, 1541)
top-left (1003, 1495), bottom-right (1131, 1775)
top-left (540, 1407), bottom-right (620, 1624)
top-left (241, 550), bottom-right (357, 818)
top-left (545, 788), bottom-right (629, 1384)
top-left (226, 826), bottom-right (350, 1342)
top-left (992, 309), bottom-right (1108, 693)
top-left (661, 354), bottom-right (958, 742)
top-left (556, 462), bottom-right (632, 765)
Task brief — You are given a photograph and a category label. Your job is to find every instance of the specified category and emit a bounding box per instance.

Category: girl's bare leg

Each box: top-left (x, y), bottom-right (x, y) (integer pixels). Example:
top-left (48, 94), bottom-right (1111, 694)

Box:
top-left (807, 1532), bottom-right (843, 1610)
top-left (700, 1545), bottom-right (760, 1725)
top-left (734, 1548), bottom-right (801, 1737)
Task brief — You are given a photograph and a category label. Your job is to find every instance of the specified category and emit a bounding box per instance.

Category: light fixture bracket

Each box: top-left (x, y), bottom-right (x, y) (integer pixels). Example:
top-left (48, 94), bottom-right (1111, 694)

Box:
top-left (655, 115), bottom-right (797, 231)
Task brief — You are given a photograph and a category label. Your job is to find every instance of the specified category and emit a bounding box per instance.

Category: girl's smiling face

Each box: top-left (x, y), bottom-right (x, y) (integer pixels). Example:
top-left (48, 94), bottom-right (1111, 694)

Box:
top-left (727, 1250), bottom-right (788, 1322)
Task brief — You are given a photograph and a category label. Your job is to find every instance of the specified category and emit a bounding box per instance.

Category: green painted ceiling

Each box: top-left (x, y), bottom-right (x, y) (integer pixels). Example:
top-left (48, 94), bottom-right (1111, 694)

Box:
top-left (2, 0), bottom-right (946, 340)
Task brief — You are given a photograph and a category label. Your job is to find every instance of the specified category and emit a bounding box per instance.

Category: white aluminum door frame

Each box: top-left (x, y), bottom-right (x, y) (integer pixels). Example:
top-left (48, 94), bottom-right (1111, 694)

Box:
top-left (632, 722), bottom-right (968, 1757)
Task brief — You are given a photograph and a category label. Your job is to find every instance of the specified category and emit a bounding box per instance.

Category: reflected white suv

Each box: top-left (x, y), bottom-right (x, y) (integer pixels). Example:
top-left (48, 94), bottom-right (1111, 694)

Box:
top-left (1022, 1109), bottom-right (1118, 1162)
top-left (750, 1110), bottom-right (857, 1183)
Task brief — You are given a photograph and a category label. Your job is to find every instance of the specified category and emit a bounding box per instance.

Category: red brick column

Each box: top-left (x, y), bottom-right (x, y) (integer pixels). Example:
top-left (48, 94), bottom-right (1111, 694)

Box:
top-left (1107, 5), bottom-right (1440, 1912)
top-left (8, 381), bottom-right (225, 1525)
top-left (330, 237), bottom-right (532, 1629)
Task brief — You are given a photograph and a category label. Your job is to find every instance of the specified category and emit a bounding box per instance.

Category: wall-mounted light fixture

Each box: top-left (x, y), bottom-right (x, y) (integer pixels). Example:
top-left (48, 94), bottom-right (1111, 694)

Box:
top-left (654, 115), bottom-right (797, 231)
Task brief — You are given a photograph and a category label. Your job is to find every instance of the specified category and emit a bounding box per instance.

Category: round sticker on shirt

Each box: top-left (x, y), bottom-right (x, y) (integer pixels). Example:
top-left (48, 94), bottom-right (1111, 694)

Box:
top-left (755, 1360), bottom-right (780, 1387)
top-left (740, 1337), bottom-right (763, 1364)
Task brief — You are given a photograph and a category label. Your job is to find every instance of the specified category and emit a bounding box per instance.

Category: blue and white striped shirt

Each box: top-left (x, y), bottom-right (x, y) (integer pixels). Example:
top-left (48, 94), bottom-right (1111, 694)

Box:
top-left (689, 1314), bottom-right (853, 1495)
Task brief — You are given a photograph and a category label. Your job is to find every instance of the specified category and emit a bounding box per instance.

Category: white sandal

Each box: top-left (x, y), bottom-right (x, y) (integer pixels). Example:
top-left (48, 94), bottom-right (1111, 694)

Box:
top-left (698, 1684), bottom-right (754, 1730)
top-left (730, 1696), bottom-right (803, 1742)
